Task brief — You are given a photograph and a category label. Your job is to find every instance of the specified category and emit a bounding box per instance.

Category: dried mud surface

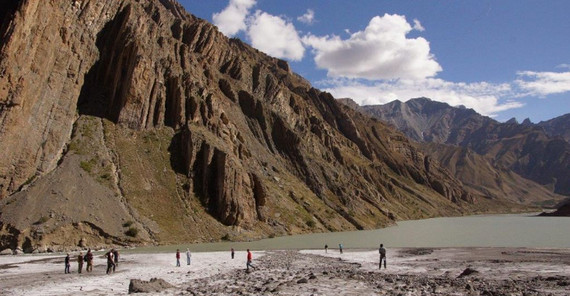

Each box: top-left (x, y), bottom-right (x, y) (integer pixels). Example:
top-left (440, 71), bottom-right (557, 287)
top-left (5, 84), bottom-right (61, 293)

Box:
top-left (1, 248), bottom-right (569, 295)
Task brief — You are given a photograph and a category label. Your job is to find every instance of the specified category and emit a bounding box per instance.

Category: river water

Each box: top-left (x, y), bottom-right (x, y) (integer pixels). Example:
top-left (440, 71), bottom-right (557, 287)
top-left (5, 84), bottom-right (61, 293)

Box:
top-left (129, 213), bottom-right (570, 253)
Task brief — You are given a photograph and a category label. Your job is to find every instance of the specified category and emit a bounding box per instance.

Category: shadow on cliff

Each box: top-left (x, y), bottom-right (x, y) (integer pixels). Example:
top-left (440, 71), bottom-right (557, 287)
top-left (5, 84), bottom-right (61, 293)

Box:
top-left (76, 5), bottom-right (133, 123)
top-left (168, 131), bottom-right (186, 175)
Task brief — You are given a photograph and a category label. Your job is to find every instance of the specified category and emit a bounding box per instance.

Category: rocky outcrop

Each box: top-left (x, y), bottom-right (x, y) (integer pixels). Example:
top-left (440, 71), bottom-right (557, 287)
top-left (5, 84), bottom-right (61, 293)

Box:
top-left (0, 0), bottom-right (488, 250)
top-left (539, 200), bottom-right (570, 217)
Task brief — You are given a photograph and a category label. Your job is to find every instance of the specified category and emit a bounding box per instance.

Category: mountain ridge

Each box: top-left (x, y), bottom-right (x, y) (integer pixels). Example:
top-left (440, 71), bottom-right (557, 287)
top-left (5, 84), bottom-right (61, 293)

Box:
top-left (339, 97), bottom-right (569, 205)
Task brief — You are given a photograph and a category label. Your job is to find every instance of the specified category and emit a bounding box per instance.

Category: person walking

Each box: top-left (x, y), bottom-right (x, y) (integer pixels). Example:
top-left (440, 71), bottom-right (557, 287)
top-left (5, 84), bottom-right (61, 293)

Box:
top-left (246, 249), bottom-right (255, 271)
top-left (186, 248), bottom-right (191, 265)
top-left (379, 244), bottom-right (387, 269)
top-left (105, 249), bottom-right (115, 274)
top-left (113, 249), bottom-right (119, 271)
top-left (77, 252), bottom-right (84, 274)
top-left (339, 243), bottom-right (343, 254)
top-left (325, 244), bottom-right (328, 253)
top-left (64, 253), bottom-right (71, 274)
top-left (176, 249), bottom-right (181, 267)
top-left (231, 247), bottom-right (235, 259)
top-left (85, 249), bottom-right (93, 272)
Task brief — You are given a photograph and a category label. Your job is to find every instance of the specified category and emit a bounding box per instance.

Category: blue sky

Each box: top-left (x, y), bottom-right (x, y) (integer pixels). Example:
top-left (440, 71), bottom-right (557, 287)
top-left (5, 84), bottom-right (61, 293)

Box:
top-left (179, 0), bottom-right (570, 122)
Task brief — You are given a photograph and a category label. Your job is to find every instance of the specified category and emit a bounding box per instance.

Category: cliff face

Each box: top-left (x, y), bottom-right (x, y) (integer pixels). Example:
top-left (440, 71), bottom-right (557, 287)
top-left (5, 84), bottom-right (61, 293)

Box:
top-left (357, 98), bottom-right (570, 197)
top-left (0, 0), bottom-right (485, 251)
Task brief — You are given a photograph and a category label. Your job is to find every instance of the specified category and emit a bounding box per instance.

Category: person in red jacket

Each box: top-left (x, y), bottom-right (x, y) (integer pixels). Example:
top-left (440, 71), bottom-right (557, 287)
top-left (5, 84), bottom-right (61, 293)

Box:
top-left (176, 249), bottom-right (181, 267)
top-left (246, 249), bottom-right (255, 271)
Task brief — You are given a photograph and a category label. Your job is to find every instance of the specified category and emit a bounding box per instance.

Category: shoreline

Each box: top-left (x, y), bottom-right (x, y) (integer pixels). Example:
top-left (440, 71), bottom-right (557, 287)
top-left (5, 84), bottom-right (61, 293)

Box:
top-left (1, 247), bottom-right (569, 295)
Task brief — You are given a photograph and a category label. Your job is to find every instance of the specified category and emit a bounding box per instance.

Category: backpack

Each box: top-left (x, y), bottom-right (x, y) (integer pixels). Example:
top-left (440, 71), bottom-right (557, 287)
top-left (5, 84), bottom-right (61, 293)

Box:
top-left (84, 254), bottom-right (88, 261)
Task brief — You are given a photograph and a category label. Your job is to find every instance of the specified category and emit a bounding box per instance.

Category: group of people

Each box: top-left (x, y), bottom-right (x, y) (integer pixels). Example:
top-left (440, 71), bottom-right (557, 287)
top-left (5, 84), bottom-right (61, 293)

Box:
top-left (66, 244), bottom-right (385, 274)
top-left (64, 249), bottom-right (116, 274)
top-left (175, 248), bottom-right (192, 267)
top-left (324, 243), bottom-right (387, 269)
top-left (175, 247), bottom-right (255, 271)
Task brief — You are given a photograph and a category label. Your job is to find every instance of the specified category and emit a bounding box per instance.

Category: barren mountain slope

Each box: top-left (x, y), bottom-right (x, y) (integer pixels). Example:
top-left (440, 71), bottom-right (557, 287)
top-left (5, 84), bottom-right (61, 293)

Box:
top-left (354, 98), bottom-right (570, 197)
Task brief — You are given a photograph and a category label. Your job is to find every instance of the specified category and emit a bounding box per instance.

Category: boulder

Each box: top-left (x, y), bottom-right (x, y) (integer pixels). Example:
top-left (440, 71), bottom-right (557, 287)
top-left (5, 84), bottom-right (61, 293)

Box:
top-left (0, 249), bottom-right (14, 255)
top-left (128, 278), bottom-right (174, 294)
top-left (457, 267), bottom-right (479, 278)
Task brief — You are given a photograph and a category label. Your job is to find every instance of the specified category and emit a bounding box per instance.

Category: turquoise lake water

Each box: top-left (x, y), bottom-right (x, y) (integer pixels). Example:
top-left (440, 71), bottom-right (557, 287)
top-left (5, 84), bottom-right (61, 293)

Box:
top-left (128, 213), bottom-right (570, 253)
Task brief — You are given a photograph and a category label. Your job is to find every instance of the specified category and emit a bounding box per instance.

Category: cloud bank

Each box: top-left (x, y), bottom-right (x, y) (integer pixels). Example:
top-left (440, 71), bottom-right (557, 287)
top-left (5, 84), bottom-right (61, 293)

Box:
top-left (516, 71), bottom-right (570, 97)
top-left (302, 14), bottom-right (441, 80)
top-left (212, 0), bottom-right (256, 36)
top-left (247, 11), bottom-right (305, 61)
top-left (321, 78), bottom-right (522, 117)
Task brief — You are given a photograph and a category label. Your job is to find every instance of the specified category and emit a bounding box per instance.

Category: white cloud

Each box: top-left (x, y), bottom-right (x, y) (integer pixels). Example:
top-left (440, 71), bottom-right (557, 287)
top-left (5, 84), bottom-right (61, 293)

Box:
top-left (321, 78), bottom-right (522, 117)
top-left (302, 14), bottom-right (441, 80)
top-left (247, 11), bottom-right (305, 61)
top-left (413, 19), bottom-right (425, 31)
top-left (297, 9), bottom-right (315, 25)
top-left (515, 71), bottom-right (570, 97)
top-left (212, 0), bottom-right (256, 36)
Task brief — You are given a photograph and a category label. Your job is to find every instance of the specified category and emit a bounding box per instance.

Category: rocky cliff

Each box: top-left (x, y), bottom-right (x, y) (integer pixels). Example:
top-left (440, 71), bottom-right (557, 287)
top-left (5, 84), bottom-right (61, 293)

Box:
top-left (350, 98), bottom-right (570, 200)
top-left (0, 0), bottom-right (499, 252)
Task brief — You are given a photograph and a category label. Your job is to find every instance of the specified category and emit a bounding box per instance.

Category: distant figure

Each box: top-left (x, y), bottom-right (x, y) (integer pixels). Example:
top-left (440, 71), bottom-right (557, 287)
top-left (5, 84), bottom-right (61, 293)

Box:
top-left (64, 253), bottom-right (71, 274)
top-left (231, 247), bottom-right (235, 259)
top-left (85, 249), bottom-right (93, 272)
top-left (339, 244), bottom-right (343, 254)
top-left (113, 249), bottom-right (119, 270)
top-left (325, 244), bottom-right (328, 253)
top-left (379, 244), bottom-right (387, 269)
top-left (246, 249), bottom-right (255, 271)
top-left (77, 252), bottom-right (84, 274)
top-left (105, 249), bottom-right (115, 274)
top-left (186, 248), bottom-right (192, 265)
top-left (176, 249), bottom-right (181, 267)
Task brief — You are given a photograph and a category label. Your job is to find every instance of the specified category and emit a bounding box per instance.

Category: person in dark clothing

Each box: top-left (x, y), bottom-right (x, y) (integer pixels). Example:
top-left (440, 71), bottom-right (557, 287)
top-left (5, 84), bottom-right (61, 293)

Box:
top-left (85, 249), bottom-right (93, 272)
top-left (246, 249), bottom-right (255, 271)
top-left (113, 249), bottom-right (119, 271)
top-left (379, 244), bottom-right (387, 269)
top-left (176, 249), bottom-right (181, 267)
top-left (64, 253), bottom-right (71, 274)
top-left (77, 252), bottom-right (84, 274)
top-left (231, 247), bottom-right (235, 259)
top-left (325, 244), bottom-right (328, 253)
top-left (105, 249), bottom-right (115, 274)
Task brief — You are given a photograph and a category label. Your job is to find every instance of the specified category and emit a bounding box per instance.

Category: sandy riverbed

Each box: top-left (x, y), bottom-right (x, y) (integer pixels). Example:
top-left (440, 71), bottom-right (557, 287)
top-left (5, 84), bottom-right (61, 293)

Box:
top-left (1, 247), bottom-right (569, 295)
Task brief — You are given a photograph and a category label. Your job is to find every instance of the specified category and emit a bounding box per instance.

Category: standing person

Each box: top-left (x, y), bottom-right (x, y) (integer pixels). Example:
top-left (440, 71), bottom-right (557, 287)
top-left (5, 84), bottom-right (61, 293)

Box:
top-left (186, 248), bottom-right (191, 265)
top-left (246, 249), bottom-right (255, 271)
top-left (339, 243), bottom-right (343, 254)
top-left (176, 249), bottom-right (181, 267)
top-left (85, 249), bottom-right (93, 272)
top-left (105, 249), bottom-right (115, 274)
top-left (113, 249), bottom-right (119, 270)
top-left (77, 252), bottom-right (84, 274)
top-left (325, 244), bottom-right (328, 253)
top-left (64, 253), bottom-right (71, 274)
top-left (379, 244), bottom-right (387, 269)
top-left (231, 247), bottom-right (235, 259)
